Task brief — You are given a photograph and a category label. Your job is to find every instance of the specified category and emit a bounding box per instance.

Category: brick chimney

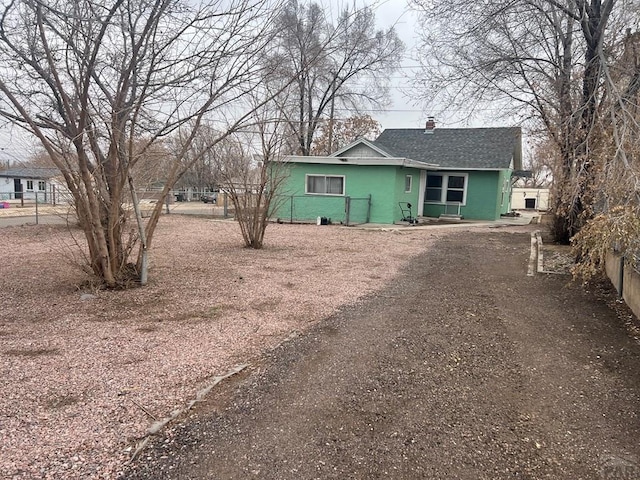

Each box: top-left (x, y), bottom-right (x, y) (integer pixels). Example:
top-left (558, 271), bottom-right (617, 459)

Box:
top-left (424, 116), bottom-right (436, 133)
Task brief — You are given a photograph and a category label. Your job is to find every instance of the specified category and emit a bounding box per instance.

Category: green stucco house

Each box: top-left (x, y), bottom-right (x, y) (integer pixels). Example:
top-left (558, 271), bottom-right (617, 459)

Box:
top-left (274, 124), bottom-right (522, 225)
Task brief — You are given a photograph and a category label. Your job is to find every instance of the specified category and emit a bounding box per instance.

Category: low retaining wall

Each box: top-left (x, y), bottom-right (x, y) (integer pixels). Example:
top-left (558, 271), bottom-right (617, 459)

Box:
top-left (605, 251), bottom-right (640, 319)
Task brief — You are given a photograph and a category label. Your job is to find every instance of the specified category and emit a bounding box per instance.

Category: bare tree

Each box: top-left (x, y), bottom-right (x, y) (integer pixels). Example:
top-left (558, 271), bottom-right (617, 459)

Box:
top-left (519, 141), bottom-right (554, 188)
top-left (208, 110), bottom-right (290, 249)
top-left (129, 139), bottom-right (173, 191)
top-left (411, 0), bottom-right (634, 243)
top-left (17, 148), bottom-right (57, 169)
top-left (311, 114), bottom-right (381, 155)
top-left (0, 0), bottom-right (281, 287)
top-left (267, 0), bottom-right (403, 156)
top-left (571, 26), bottom-right (640, 279)
top-left (174, 137), bottom-right (219, 195)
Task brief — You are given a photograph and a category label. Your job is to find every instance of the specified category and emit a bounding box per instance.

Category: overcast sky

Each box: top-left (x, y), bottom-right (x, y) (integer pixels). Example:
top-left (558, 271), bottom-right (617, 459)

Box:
top-left (368, 0), bottom-right (516, 131)
top-left (0, 0), bottom-right (513, 166)
top-left (366, 0), bottom-right (426, 130)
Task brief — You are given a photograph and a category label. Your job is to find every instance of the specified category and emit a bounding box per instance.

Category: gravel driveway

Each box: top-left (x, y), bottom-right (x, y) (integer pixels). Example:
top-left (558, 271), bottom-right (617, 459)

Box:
top-left (123, 229), bottom-right (640, 480)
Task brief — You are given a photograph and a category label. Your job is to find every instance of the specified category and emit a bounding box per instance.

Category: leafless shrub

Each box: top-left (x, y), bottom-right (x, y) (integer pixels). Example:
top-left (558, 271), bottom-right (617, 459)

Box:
top-left (0, 0), bottom-right (283, 287)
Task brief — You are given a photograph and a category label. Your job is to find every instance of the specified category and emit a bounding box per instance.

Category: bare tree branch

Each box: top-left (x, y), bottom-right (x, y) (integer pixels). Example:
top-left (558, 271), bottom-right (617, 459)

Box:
top-left (0, 0), bottom-right (285, 287)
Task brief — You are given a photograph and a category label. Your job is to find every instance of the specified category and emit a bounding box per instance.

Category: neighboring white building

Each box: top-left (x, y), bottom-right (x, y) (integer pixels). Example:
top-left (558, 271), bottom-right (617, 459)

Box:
top-left (0, 167), bottom-right (70, 204)
top-left (512, 187), bottom-right (549, 210)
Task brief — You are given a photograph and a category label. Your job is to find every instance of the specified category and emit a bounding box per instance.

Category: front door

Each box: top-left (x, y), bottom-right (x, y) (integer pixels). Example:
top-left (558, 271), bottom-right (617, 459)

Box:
top-left (13, 179), bottom-right (22, 199)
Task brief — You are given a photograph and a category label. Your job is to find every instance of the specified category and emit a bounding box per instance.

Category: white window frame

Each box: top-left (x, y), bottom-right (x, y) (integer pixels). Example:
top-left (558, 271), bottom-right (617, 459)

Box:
top-left (425, 172), bottom-right (468, 205)
top-left (404, 174), bottom-right (413, 193)
top-left (38, 180), bottom-right (46, 191)
top-left (26, 180), bottom-right (34, 191)
top-left (305, 174), bottom-right (345, 196)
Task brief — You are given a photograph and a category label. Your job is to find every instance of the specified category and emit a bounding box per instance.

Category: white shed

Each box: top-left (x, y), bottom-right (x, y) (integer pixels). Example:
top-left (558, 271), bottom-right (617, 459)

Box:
top-left (512, 187), bottom-right (549, 210)
top-left (0, 167), bottom-right (70, 204)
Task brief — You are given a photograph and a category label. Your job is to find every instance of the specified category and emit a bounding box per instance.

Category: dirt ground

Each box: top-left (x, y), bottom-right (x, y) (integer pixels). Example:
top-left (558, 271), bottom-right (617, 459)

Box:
top-left (0, 215), bottom-right (443, 479)
top-left (122, 229), bottom-right (640, 480)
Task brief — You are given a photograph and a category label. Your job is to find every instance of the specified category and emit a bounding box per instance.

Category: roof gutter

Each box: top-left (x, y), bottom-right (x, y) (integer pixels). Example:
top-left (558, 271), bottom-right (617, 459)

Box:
top-left (282, 155), bottom-right (439, 170)
top-left (428, 166), bottom-right (511, 171)
top-left (402, 158), bottom-right (439, 170)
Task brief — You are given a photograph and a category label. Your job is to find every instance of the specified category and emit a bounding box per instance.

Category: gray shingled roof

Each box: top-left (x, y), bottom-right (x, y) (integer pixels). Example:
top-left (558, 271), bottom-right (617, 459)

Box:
top-left (374, 127), bottom-right (522, 170)
top-left (0, 167), bottom-right (61, 179)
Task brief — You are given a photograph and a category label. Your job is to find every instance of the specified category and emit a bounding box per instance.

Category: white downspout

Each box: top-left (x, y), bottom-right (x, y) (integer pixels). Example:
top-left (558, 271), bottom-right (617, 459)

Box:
top-left (418, 170), bottom-right (426, 216)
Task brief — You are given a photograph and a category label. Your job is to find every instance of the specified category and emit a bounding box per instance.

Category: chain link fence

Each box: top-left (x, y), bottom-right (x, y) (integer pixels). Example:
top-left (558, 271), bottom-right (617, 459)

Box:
top-left (0, 190), bottom-right (75, 225)
top-left (0, 187), bottom-right (73, 205)
top-left (274, 195), bottom-right (372, 226)
top-left (1, 188), bottom-right (375, 226)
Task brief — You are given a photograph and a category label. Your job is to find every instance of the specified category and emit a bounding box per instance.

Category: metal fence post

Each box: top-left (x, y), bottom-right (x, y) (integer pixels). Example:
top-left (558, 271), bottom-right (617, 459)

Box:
top-left (366, 194), bottom-right (371, 223)
top-left (290, 196), bottom-right (293, 224)
top-left (35, 191), bottom-right (39, 225)
top-left (345, 196), bottom-right (351, 226)
top-left (224, 194), bottom-right (229, 218)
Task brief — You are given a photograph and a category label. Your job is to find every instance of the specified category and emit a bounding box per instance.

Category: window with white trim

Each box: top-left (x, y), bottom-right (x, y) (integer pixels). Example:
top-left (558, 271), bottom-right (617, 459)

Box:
top-left (38, 181), bottom-right (46, 191)
top-left (306, 175), bottom-right (344, 195)
top-left (405, 175), bottom-right (412, 193)
top-left (425, 173), bottom-right (467, 204)
top-left (26, 180), bottom-right (33, 190)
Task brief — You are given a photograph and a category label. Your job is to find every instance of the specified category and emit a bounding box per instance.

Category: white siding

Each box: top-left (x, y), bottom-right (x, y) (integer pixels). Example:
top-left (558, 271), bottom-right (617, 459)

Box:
top-left (339, 144), bottom-right (386, 158)
top-left (512, 188), bottom-right (549, 210)
top-left (0, 176), bottom-right (13, 196)
top-left (0, 176), bottom-right (70, 203)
